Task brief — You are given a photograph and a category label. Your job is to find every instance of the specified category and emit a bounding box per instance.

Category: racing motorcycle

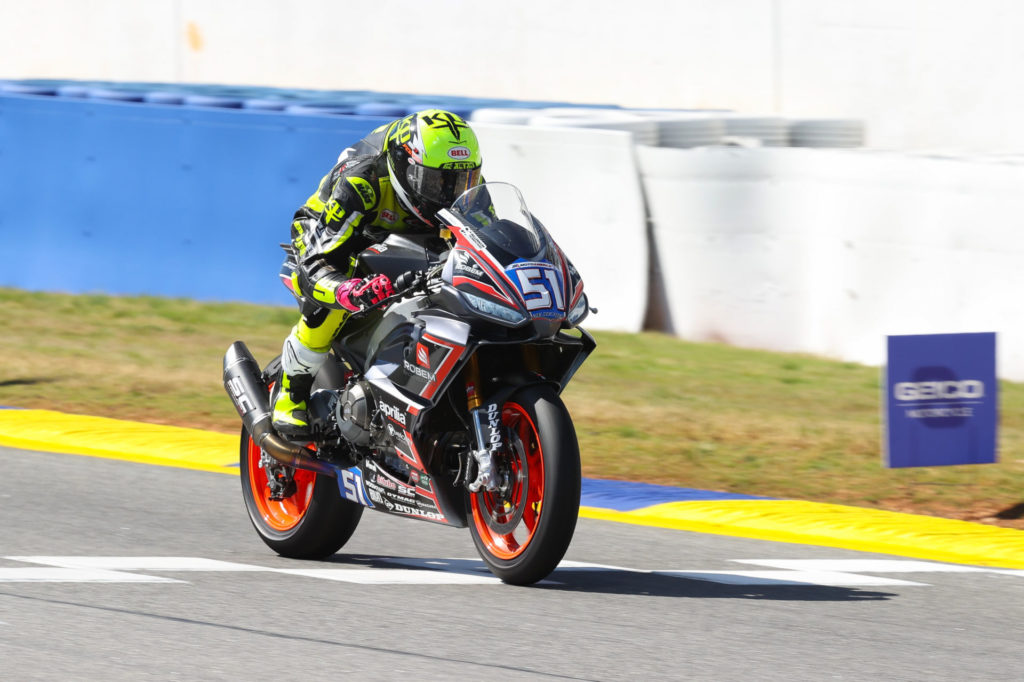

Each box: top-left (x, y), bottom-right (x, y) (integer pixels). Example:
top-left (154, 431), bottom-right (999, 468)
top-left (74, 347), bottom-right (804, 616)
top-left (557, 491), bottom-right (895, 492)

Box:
top-left (223, 182), bottom-right (595, 585)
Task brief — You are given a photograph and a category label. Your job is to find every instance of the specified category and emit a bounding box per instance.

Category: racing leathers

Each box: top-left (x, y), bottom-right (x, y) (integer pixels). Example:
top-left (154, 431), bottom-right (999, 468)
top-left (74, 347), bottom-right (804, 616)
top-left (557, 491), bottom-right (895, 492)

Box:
top-left (272, 125), bottom-right (431, 437)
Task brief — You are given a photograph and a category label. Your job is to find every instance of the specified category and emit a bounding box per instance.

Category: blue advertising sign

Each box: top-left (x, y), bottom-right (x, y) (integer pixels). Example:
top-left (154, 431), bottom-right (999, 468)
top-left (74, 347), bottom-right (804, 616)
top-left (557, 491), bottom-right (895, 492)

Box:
top-left (885, 332), bottom-right (997, 468)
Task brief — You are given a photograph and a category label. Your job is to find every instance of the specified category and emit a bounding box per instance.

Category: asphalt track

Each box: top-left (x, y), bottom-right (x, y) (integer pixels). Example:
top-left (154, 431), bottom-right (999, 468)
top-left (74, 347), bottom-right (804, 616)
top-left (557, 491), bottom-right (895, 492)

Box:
top-left (0, 408), bottom-right (1022, 570)
top-left (3, 409), bottom-right (1024, 680)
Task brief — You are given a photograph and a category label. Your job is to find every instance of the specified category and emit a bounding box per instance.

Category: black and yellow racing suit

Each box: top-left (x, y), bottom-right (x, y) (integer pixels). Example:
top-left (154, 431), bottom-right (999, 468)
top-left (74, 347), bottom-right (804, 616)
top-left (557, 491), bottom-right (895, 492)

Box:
top-left (283, 123), bottom-right (431, 353)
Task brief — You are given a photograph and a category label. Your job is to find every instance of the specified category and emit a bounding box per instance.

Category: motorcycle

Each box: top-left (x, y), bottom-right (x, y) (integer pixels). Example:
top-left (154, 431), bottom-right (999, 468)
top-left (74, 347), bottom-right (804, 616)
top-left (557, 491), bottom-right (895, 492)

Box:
top-left (223, 182), bottom-right (595, 585)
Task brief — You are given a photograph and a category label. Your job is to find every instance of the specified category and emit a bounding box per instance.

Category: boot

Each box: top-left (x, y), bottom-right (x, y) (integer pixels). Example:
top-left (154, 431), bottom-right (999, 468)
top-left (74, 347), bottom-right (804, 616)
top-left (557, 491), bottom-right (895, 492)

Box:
top-left (271, 329), bottom-right (327, 438)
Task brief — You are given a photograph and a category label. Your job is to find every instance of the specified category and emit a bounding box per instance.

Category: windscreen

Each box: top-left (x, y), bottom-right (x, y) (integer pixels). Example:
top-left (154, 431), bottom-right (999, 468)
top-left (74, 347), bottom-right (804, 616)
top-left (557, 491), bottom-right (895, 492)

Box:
top-left (449, 182), bottom-right (547, 264)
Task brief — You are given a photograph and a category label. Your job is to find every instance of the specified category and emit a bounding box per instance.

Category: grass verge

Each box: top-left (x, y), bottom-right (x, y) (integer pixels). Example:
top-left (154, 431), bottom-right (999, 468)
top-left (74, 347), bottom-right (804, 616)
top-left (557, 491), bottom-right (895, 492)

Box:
top-left (1, 287), bottom-right (1021, 528)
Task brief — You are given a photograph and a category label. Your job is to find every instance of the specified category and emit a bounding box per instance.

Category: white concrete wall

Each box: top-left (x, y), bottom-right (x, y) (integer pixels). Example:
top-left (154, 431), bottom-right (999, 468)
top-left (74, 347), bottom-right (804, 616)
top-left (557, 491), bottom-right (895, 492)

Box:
top-left (4, 0), bottom-right (1024, 152)
top-left (473, 124), bottom-right (649, 333)
top-left (638, 146), bottom-right (1024, 379)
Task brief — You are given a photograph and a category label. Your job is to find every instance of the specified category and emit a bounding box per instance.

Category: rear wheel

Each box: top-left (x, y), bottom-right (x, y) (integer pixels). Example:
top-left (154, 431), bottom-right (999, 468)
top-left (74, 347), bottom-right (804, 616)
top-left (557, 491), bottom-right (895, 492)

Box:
top-left (468, 384), bottom-right (581, 585)
top-left (239, 357), bottom-right (362, 559)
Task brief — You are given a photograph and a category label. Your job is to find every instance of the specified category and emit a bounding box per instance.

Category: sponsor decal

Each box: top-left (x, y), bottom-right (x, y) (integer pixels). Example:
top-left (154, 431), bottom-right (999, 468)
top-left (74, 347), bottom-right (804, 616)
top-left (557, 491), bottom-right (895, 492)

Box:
top-left (885, 333), bottom-right (997, 467)
top-left (440, 161), bottom-right (478, 170)
top-left (375, 473), bottom-right (398, 491)
top-left (379, 401), bottom-right (407, 426)
top-left (385, 422), bottom-right (406, 443)
top-left (448, 146), bottom-right (471, 159)
top-left (404, 359), bottom-right (437, 383)
top-left (225, 377), bottom-right (255, 414)
top-left (453, 250), bottom-right (486, 278)
top-left (893, 380), bottom-right (984, 402)
top-left (416, 343), bottom-right (430, 368)
top-left (486, 402), bottom-right (502, 453)
top-left (461, 228), bottom-right (487, 252)
top-left (347, 177), bottom-right (376, 210)
top-left (380, 209), bottom-right (398, 224)
top-left (392, 502), bottom-right (445, 521)
top-left (410, 470), bottom-right (433, 493)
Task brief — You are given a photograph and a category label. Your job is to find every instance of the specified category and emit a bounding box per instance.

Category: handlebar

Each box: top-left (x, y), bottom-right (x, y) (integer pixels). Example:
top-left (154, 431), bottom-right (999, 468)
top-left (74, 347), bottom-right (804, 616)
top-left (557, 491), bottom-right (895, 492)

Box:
top-left (348, 266), bottom-right (438, 318)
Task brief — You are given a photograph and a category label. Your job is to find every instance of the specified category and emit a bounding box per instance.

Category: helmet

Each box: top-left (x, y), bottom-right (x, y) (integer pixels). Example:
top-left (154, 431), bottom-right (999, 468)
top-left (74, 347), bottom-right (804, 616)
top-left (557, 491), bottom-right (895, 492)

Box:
top-left (385, 109), bottom-right (483, 225)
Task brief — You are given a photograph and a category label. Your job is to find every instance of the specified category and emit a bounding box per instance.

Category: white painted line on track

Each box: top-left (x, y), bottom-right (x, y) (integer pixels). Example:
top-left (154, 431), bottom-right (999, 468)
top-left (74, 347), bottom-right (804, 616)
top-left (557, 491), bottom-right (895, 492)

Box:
top-left (6, 556), bottom-right (268, 572)
top-left (0, 568), bottom-right (182, 583)
top-left (271, 568), bottom-right (501, 585)
top-left (2, 556), bottom-right (1019, 586)
top-left (653, 570), bottom-right (927, 587)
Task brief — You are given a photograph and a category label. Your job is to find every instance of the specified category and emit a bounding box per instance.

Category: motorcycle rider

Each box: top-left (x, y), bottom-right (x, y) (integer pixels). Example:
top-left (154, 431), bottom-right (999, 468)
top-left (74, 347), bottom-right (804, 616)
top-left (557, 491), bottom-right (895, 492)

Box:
top-left (272, 109), bottom-right (484, 438)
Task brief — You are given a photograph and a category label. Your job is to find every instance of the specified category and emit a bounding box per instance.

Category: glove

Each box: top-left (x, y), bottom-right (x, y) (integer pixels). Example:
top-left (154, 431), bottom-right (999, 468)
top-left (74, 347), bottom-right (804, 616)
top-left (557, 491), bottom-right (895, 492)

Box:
top-left (336, 274), bottom-right (394, 312)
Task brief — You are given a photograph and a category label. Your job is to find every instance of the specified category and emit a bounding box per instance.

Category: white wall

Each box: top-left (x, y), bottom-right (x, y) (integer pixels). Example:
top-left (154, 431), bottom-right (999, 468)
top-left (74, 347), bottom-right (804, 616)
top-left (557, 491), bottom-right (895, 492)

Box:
top-left (474, 125), bottom-right (648, 333)
top-left (5, 0), bottom-right (1024, 152)
top-left (639, 146), bottom-right (1024, 379)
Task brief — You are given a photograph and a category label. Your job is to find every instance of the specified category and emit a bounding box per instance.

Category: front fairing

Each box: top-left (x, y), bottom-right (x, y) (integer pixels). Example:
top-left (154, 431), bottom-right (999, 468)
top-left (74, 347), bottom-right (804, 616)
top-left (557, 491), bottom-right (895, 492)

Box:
top-left (436, 182), bottom-right (586, 333)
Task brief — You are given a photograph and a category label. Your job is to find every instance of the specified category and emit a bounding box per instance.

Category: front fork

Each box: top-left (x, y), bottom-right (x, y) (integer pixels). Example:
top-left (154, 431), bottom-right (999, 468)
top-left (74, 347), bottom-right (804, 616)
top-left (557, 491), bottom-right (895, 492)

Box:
top-left (463, 347), bottom-right (542, 492)
top-left (466, 354), bottom-right (499, 492)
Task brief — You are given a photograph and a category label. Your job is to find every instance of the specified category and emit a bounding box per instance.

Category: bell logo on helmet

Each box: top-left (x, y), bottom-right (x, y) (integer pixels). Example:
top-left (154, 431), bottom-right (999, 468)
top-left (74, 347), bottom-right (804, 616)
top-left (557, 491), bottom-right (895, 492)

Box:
top-left (448, 146), bottom-right (471, 159)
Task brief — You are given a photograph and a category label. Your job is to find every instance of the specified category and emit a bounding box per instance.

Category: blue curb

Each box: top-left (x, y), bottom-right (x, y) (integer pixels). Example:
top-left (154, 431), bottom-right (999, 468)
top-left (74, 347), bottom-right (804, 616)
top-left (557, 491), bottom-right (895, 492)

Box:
top-left (580, 478), bottom-right (771, 512)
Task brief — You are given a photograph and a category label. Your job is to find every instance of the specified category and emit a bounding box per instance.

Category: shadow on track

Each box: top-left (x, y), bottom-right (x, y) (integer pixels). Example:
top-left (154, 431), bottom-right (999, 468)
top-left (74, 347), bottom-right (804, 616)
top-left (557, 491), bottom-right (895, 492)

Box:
top-left (322, 554), bottom-right (896, 602)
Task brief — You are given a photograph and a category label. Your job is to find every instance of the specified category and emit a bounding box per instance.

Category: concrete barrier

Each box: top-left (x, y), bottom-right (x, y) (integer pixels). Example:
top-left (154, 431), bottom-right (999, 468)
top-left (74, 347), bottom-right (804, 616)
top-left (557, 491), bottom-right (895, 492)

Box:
top-left (474, 124), bottom-right (649, 332)
top-left (638, 145), bottom-right (1024, 379)
top-left (0, 93), bottom-right (389, 305)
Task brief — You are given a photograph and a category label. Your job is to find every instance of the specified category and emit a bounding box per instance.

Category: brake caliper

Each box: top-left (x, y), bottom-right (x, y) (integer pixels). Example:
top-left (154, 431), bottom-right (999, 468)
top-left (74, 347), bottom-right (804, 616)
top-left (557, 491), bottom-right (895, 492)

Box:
top-left (260, 452), bottom-right (296, 500)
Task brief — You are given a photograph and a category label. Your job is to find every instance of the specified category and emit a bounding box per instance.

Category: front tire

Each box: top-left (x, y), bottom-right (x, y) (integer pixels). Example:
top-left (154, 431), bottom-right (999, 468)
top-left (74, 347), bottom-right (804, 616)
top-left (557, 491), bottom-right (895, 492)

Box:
top-left (467, 384), bottom-right (581, 585)
top-left (239, 356), bottom-right (362, 559)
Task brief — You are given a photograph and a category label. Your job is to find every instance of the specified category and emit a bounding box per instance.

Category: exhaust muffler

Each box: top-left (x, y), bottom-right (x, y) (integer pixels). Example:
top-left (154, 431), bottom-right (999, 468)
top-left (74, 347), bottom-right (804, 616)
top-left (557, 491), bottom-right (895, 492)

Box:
top-left (222, 341), bottom-right (337, 477)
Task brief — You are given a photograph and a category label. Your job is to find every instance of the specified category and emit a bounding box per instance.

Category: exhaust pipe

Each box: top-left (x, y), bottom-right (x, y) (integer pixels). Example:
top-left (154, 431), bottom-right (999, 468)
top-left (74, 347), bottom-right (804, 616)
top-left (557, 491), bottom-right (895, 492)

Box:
top-left (222, 341), bottom-right (337, 477)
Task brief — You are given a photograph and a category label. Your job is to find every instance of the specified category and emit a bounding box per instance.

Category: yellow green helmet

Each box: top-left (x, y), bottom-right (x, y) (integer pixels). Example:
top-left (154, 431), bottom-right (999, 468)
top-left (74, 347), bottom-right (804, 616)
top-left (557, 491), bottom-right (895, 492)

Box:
top-left (385, 109), bottom-right (483, 225)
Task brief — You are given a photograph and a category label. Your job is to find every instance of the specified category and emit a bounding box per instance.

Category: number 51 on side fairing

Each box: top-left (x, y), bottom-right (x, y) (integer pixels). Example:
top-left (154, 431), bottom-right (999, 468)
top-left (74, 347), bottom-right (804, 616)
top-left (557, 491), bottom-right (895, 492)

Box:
top-left (223, 182), bottom-right (596, 585)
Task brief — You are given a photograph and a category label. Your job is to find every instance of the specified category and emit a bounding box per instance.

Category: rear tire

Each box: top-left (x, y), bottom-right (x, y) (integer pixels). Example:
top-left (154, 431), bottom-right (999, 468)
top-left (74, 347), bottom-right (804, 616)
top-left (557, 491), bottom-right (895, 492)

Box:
top-left (467, 384), bottom-right (581, 585)
top-left (239, 355), bottom-right (362, 559)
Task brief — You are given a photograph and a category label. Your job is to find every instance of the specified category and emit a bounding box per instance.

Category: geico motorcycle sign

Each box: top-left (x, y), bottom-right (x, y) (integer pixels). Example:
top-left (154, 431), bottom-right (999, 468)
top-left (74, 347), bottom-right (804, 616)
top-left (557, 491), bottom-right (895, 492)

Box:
top-left (885, 332), bottom-right (997, 467)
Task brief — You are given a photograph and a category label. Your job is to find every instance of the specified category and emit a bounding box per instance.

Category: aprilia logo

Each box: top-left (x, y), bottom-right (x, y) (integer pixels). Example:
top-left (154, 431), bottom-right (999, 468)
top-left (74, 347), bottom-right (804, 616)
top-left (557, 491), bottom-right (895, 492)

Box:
top-left (379, 402), bottom-right (407, 426)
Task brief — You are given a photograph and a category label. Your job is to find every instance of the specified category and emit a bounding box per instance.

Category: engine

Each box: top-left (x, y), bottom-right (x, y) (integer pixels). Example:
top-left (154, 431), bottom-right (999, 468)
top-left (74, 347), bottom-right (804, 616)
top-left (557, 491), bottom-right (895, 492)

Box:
top-left (308, 380), bottom-right (378, 448)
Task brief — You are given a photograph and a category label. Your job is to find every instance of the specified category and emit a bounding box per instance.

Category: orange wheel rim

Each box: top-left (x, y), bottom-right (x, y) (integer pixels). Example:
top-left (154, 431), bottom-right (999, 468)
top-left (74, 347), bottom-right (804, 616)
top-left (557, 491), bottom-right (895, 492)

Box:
top-left (470, 403), bottom-right (544, 560)
top-left (246, 435), bottom-right (317, 532)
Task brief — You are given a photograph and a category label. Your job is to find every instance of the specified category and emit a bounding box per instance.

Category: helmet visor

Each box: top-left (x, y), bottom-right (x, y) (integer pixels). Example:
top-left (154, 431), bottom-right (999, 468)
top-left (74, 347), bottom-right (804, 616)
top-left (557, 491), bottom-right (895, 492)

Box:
top-left (407, 164), bottom-right (482, 207)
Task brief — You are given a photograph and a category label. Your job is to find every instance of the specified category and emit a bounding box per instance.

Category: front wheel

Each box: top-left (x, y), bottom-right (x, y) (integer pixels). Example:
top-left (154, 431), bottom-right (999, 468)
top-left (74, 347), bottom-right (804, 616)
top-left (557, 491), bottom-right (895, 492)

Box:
top-left (467, 384), bottom-right (582, 585)
top-left (239, 357), bottom-right (362, 559)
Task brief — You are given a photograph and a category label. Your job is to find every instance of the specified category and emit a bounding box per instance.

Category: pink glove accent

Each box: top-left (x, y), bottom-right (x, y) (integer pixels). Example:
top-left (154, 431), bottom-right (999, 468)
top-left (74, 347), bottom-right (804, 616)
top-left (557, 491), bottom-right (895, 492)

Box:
top-left (335, 278), bottom-right (362, 312)
top-left (336, 275), bottom-right (394, 312)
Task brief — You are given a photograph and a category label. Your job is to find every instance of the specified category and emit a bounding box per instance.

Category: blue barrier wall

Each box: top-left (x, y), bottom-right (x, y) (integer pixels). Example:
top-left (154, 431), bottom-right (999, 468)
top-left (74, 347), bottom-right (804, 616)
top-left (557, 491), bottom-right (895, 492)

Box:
top-left (0, 93), bottom-right (390, 306)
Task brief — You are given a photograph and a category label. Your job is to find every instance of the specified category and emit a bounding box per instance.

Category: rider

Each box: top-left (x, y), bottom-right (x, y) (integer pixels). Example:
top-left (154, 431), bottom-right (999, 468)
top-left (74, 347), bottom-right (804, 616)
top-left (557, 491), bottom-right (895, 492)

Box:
top-left (271, 109), bottom-right (484, 437)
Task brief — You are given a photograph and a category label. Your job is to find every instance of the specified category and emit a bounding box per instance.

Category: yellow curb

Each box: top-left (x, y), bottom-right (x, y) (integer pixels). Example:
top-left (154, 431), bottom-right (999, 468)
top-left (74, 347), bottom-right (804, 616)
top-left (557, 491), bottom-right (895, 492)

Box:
top-left (2, 409), bottom-right (1021, 569)
top-left (580, 500), bottom-right (1024, 569)
top-left (0, 409), bottom-right (238, 475)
